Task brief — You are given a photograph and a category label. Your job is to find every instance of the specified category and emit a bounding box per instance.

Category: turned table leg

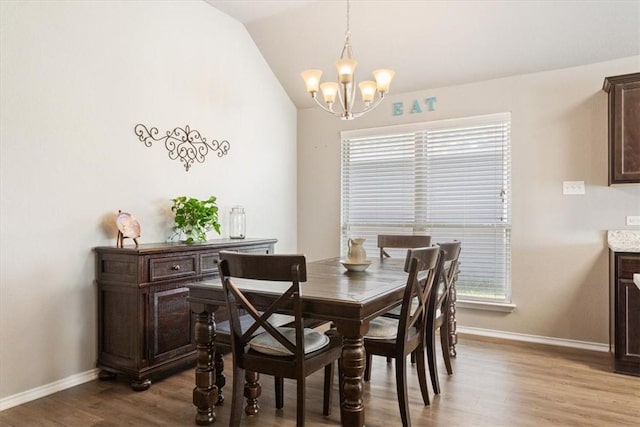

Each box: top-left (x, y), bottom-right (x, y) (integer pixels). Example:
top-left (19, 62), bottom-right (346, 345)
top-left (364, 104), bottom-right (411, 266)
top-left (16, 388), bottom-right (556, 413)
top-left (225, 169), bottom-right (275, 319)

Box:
top-left (448, 282), bottom-right (458, 357)
top-left (335, 322), bottom-right (367, 427)
top-left (191, 303), bottom-right (218, 426)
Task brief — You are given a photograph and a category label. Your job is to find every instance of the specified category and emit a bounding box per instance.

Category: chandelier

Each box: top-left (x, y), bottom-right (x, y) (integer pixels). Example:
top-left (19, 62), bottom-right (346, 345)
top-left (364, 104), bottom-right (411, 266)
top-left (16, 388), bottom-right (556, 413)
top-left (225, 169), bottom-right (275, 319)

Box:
top-left (300, 0), bottom-right (395, 120)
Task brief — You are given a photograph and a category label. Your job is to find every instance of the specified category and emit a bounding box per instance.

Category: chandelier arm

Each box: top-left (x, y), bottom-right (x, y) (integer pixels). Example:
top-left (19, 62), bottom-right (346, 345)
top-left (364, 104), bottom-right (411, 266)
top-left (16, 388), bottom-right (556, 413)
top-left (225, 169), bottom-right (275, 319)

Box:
top-left (311, 95), bottom-right (343, 118)
top-left (347, 93), bottom-right (387, 118)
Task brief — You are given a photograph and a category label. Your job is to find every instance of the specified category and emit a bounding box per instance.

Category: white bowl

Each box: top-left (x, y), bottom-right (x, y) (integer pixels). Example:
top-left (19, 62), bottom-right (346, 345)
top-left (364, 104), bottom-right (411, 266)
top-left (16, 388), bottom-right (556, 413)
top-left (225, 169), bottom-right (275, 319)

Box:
top-left (340, 259), bottom-right (372, 272)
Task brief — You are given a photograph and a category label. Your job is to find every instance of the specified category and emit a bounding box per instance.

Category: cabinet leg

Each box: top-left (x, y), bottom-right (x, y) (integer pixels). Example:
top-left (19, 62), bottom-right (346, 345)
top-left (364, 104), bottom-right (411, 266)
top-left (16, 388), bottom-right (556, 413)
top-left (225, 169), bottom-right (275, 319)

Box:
top-left (130, 378), bottom-right (152, 391)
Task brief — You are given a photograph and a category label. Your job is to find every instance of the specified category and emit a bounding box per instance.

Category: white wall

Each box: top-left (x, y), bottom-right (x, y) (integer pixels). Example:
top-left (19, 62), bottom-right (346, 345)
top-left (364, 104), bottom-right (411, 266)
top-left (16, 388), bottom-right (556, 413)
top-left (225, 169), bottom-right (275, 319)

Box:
top-left (0, 0), bottom-right (297, 399)
top-left (298, 56), bottom-right (640, 345)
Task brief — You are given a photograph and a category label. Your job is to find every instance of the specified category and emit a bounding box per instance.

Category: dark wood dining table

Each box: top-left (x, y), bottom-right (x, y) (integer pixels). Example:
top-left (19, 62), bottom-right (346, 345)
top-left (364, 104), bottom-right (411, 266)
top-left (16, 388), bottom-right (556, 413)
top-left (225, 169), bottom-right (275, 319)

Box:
top-left (186, 256), bottom-right (438, 426)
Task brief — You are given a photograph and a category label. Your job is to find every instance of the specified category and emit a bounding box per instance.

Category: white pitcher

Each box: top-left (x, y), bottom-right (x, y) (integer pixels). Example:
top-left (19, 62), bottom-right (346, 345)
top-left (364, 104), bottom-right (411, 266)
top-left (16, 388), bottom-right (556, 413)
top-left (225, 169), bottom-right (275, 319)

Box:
top-left (347, 238), bottom-right (367, 263)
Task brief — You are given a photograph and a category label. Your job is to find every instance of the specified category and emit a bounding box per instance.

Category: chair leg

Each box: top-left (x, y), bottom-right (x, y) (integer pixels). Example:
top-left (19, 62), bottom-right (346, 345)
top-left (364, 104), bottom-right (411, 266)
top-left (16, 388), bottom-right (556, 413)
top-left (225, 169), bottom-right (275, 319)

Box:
top-left (395, 354), bottom-right (411, 427)
top-left (275, 376), bottom-right (284, 409)
top-left (364, 352), bottom-right (372, 382)
top-left (229, 366), bottom-right (245, 427)
top-left (440, 324), bottom-right (453, 375)
top-left (410, 350), bottom-right (416, 365)
top-left (338, 358), bottom-right (344, 405)
top-left (296, 377), bottom-right (306, 427)
top-left (415, 343), bottom-right (431, 406)
top-left (323, 362), bottom-right (334, 416)
top-left (426, 328), bottom-right (441, 395)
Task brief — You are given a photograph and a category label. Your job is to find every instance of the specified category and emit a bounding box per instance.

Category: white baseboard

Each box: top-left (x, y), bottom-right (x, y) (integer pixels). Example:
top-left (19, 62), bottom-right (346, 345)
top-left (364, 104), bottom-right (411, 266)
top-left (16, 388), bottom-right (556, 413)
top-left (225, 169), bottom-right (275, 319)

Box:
top-left (0, 368), bottom-right (99, 411)
top-left (457, 326), bottom-right (609, 353)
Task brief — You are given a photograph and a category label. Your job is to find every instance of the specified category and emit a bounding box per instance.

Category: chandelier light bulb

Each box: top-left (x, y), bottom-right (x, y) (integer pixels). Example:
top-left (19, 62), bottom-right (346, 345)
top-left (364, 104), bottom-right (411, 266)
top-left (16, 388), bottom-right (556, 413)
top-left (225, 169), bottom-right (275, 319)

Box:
top-left (373, 69), bottom-right (395, 93)
top-left (336, 58), bottom-right (358, 84)
top-left (358, 80), bottom-right (377, 104)
top-left (301, 69), bottom-right (323, 94)
top-left (320, 82), bottom-right (339, 105)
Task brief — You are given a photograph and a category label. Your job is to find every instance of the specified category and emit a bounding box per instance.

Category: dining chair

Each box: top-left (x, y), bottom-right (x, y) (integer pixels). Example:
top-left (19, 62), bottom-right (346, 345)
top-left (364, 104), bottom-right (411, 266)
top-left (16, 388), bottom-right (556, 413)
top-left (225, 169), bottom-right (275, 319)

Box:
top-left (378, 234), bottom-right (431, 261)
top-left (362, 246), bottom-right (443, 427)
top-left (426, 241), bottom-right (461, 395)
top-left (218, 251), bottom-right (343, 427)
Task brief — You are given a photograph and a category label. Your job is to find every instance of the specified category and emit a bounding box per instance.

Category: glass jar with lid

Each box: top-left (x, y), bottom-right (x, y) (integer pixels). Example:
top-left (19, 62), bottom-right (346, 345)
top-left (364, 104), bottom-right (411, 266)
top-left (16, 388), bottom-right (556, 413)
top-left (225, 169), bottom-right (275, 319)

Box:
top-left (229, 206), bottom-right (246, 239)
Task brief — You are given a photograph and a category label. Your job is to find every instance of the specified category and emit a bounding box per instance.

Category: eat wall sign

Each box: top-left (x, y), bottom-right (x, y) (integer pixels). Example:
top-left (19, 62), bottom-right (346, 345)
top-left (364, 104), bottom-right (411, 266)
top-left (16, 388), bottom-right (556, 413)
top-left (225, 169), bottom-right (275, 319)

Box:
top-left (392, 96), bottom-right (437, 116)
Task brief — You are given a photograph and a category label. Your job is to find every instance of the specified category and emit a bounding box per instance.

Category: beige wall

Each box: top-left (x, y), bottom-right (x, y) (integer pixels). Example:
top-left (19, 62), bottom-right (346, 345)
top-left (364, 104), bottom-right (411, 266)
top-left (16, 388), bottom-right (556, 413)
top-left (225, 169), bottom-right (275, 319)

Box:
top-left (0, 1), bottom-right (297, 399)
top-left (298, 56), bottom-right (640, 344)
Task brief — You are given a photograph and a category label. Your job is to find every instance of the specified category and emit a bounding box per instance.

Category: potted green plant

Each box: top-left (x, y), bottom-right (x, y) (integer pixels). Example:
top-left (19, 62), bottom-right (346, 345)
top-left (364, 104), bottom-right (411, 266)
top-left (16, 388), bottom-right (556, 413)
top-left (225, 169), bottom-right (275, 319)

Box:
top-left (171, 196), bottom-right (221, 243)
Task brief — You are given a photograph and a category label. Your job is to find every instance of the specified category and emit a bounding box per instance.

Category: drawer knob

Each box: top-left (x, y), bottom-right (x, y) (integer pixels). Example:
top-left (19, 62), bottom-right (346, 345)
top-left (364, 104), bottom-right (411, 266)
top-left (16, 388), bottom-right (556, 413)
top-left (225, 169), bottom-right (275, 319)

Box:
top-left (171, 265), bottom-right (181, 271)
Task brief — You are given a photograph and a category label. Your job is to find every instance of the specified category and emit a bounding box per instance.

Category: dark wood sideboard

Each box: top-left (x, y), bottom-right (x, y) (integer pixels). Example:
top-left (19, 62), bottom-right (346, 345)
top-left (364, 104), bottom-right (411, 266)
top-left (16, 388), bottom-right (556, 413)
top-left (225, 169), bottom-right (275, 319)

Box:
top-left (94, 238), bottom-right (277, 390)
top-left (610, 250), bottom-right (640, 376)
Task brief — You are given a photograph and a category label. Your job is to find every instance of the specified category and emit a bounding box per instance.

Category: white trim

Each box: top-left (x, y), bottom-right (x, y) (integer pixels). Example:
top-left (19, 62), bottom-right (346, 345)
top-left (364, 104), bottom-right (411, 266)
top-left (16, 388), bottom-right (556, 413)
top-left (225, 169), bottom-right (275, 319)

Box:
top-left (0, 368), bottom-right (99, 411)
top-left (341, 112), bottom-right (512, 139)
top-left (457, 299), bottom-right (517, 312)
top-left (457, 326), bottom-right (609, 353)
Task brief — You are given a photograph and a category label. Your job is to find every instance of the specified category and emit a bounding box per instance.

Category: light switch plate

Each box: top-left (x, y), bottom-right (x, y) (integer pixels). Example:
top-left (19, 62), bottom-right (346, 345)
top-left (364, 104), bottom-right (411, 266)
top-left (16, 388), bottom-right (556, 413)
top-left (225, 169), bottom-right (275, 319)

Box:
top-left (563, 181), bottom-right (585, 195)
top-left (626, 216), bottom-right (640, 226)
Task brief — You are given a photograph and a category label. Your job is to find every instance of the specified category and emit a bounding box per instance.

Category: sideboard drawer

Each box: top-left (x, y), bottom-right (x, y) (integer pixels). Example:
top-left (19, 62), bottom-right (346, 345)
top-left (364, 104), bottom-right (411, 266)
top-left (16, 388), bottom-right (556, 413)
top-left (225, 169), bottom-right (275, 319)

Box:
top-left (149, 255), bottom-right (198, 281)
top-left (200, 251), bottom-right (220, 276)
top-left (618, 255), bottom-right (640, 279)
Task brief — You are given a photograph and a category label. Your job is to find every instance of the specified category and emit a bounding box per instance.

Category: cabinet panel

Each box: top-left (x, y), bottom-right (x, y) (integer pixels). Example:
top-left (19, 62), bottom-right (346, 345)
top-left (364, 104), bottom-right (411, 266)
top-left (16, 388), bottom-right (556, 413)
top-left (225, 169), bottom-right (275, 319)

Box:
top-left (618, 255), bottom-right (640, 279)
top-left (618, 279), bottom-right (640, 360)
top-left (604, 73), bottom-right (640, 184)
top-left (150, 286), bottom-right (194, 364)
top-left (610, 250), bottom-right (640, 377)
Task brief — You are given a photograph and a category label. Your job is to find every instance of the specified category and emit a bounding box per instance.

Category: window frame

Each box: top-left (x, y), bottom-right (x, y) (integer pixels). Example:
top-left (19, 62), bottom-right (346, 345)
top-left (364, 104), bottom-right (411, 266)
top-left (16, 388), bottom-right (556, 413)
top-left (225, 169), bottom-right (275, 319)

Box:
top-left (340, 112), bottom-right (512, 304)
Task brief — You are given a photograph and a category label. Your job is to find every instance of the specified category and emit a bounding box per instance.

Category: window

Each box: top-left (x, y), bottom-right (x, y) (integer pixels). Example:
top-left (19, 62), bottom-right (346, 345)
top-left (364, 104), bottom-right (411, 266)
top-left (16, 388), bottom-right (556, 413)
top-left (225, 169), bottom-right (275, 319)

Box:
top-left (341, 113), bottom-right (511, 303)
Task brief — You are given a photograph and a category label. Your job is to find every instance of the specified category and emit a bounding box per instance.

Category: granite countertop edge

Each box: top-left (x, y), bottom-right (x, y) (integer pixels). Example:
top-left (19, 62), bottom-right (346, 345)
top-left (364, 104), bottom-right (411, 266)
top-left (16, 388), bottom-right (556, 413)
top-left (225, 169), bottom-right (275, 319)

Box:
top-left (608, 230), bottom-right (640, 253)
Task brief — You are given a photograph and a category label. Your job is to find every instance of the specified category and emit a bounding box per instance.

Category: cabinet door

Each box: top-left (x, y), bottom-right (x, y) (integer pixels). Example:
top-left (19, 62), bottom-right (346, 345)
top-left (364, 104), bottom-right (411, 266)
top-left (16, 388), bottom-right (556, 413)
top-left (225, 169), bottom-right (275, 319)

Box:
top-left (149, 286), bottom-right (195, 364)
top-left (616, 279), bottom-right (640, 368)
top-left (611, 81), bottom-right (640, 183)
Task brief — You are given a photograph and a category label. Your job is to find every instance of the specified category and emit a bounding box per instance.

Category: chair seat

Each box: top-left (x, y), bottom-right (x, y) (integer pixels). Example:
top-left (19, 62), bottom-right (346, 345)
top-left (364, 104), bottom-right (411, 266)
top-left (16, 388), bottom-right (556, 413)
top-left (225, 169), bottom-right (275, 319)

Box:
top-left (249, 327), bottom-right (330, 356)
top-left (365, 317), bottom-right (419, 342)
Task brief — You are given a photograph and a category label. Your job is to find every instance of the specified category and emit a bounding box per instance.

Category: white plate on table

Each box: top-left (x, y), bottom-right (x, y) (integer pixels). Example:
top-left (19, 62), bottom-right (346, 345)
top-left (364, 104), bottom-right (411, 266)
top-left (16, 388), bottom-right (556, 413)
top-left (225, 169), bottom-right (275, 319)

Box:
top-left (340, 259), bottom-right (372, 272)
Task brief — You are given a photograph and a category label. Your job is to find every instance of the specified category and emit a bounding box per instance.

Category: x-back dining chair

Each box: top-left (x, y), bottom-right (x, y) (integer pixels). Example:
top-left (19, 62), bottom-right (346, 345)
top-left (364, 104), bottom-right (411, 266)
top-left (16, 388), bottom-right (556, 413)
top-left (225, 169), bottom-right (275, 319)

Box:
top-left (378, 234), bottom-right (432, 261)
top-left (218, 251), bottom-right (342, 426)
top-left (426, 241), bottom-right (461, 395)
top-left (362, 246), bottom-right (443, 427)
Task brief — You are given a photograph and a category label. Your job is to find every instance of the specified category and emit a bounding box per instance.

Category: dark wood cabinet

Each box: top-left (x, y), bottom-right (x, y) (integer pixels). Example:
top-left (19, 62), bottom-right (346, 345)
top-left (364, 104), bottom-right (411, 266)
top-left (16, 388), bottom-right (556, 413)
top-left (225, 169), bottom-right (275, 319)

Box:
top-left (603, 73), bottom-right (640, 185)
top-left (95, 238), bottom-right (277, 390)
top-left (610, 250), bottom-right (640, 376)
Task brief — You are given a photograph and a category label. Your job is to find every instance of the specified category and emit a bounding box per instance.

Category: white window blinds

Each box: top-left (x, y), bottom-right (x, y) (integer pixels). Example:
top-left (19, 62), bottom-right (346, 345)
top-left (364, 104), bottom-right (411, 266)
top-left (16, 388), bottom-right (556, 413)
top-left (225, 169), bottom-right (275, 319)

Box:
top-left (341, 113), bottom-right (511, 303)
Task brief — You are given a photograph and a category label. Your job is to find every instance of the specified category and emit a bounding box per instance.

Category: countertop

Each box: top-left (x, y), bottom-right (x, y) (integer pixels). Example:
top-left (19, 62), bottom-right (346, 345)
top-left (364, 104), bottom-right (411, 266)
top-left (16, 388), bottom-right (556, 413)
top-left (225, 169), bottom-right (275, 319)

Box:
top-left (608, 230), bottom-right (640, 252)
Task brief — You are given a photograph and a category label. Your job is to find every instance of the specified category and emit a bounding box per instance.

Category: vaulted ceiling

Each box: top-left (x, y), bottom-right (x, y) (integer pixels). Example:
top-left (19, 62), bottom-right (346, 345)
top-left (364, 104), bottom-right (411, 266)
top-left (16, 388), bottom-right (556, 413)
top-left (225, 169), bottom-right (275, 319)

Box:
top-left (206, 0), bottom-right (640, 109)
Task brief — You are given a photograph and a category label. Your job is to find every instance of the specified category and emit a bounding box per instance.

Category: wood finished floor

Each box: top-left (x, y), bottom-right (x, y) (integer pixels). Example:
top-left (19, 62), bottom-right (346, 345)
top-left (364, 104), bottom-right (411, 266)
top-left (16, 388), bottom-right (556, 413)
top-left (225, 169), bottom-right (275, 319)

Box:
top-left (1, 334), bottom-right (639, 426)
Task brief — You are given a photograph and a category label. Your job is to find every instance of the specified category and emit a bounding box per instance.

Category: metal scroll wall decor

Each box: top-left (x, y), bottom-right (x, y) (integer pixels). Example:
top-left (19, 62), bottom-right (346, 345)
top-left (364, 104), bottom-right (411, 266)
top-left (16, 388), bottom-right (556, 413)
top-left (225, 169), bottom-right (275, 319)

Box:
top-left (134, 124), bottom-right (230, 171)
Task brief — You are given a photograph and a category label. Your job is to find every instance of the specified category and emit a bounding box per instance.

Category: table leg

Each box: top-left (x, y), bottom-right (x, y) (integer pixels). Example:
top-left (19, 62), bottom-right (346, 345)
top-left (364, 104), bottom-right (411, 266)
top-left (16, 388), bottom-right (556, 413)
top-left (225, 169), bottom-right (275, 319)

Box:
top-left (448, 282), bottom-right (458, 357)
top-left (335, 323), bottom-right (367, 427)
top-left (191, 303), bottom-right (217, 426)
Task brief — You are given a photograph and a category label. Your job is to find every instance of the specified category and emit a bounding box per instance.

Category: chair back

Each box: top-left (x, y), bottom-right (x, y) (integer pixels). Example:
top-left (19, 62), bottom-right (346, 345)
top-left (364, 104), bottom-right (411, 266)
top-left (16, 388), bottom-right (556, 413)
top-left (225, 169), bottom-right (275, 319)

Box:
top-left (378, 234), bottom-right (431, 260)
top-left (396, 246), bottom-right (442, 349)
top-left (218, 251), bottom-right (307, 366)
top-left (429, 241), bottom-right (461, 320)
